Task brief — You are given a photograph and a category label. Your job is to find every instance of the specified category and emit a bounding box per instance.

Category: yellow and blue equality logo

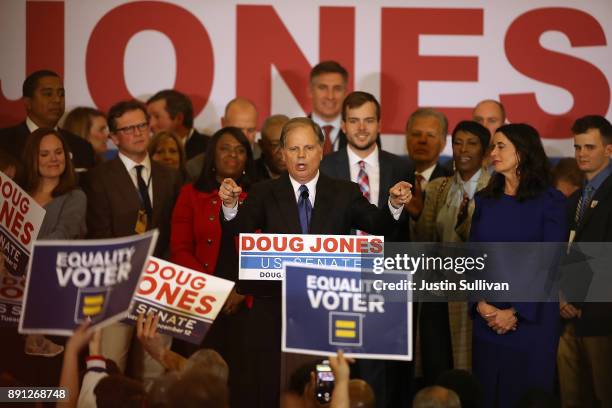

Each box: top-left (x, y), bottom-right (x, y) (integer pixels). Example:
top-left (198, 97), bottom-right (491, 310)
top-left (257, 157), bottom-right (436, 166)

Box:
top-left (329, 312), bottom-right (363, 346)
top-left (74, 287), bottom-right (111, 323)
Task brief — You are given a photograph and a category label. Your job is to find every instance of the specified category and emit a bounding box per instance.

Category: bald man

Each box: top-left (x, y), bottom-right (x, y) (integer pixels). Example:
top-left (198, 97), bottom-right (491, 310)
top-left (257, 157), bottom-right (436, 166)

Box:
top-left (185, 97), bottom-right (261, 180)
top-left (472, 99), bottom-right (506, 137)
top-left (413, 386), bottom-right (461, 408)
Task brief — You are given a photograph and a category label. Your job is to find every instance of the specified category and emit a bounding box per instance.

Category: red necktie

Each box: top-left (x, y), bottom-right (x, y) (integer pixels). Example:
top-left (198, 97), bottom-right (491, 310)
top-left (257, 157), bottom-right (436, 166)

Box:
top-left (322, 125), bottom-right (334, 155)
top-left (357, 161), bottom-right (371, 235)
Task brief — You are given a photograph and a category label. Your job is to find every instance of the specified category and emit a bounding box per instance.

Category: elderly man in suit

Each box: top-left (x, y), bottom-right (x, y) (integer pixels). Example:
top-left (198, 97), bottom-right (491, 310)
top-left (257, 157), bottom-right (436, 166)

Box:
top-left (84, 99), bottom-right (182, 383)
top-left (559, 115), bottom-right (612, 408)
top-left (0, 70), bottom-right (95, 172)
top-left (146, 89), bottom-right (210, 160)
top-left (219, 117), bottom-right (412, 408)
top-left (321, 91), bottom-right (413, 407)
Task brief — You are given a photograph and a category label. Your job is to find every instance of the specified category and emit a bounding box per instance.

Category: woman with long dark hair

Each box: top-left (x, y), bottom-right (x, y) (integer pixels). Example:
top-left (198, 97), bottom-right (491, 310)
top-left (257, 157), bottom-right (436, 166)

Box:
top-left (469, 123), bottom-right (567, 407)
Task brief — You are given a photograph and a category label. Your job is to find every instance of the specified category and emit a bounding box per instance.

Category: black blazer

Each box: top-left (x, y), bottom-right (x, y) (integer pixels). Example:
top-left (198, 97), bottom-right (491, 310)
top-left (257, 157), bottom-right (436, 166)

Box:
top-left (566, 172), bottom-right (612, 336)
top-left (185, 129), bottom-right (210, 160)
top-left (84, 156), bottom-right (182, 258)
top-left (0, 121), bottom-right (95, 169)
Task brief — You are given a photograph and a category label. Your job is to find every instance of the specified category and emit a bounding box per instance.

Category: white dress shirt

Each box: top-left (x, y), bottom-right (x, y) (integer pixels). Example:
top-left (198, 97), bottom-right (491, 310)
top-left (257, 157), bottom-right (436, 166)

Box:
top-left (415, 163), bottom-right (437, 189)
top-left (118, 152), bottom-right (154, 206)
top-left (311, 113), bottom-right (342, 152)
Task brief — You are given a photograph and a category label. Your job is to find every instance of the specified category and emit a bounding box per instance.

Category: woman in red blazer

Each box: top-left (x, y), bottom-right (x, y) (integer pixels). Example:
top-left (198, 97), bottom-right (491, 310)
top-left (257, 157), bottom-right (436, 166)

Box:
top-left (171, 126), bottom-right (257, 279)
top-left (170, 127), bottom-right (257, 373)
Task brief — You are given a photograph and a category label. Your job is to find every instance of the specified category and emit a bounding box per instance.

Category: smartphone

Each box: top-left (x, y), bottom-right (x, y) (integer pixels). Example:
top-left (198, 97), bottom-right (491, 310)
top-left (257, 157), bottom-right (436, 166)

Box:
top-left (315, 360), bottom-right (335, 404)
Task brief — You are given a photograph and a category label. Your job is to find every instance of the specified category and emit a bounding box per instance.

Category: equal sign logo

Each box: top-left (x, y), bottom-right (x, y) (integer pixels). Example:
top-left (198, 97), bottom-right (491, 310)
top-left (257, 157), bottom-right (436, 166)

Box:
top-left (329, 312), bottom-right (363, 346)
top-left (74, 287), bottom-right (110, 323)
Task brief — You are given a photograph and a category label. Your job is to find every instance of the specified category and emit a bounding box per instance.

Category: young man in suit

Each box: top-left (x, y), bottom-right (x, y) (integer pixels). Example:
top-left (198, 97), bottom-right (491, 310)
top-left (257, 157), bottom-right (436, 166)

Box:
top-left (84, 99), bottom-right (182, 383)
top-left (558, 115), bottom-right (612, 407)
top-left (0, 70), bottom-right (95, 171)
top-left (321, 91), bottom-right (413, 407)
top-left (147, 89), bottom-right (210, 160)
top-left (219, 117), bottom-right (412, 408)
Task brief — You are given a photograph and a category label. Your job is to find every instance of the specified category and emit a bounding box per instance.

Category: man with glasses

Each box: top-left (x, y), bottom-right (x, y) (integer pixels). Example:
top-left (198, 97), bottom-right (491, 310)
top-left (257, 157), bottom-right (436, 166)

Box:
top-left (255, 114), bottom-right (289, 180)
top-left (84, 99), bottom-right (182, 384)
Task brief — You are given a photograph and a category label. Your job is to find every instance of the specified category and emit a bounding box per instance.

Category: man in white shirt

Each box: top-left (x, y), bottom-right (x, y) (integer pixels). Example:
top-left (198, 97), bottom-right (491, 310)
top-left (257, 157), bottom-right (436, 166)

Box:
top-left (320, 91), bottom-right (413, 407)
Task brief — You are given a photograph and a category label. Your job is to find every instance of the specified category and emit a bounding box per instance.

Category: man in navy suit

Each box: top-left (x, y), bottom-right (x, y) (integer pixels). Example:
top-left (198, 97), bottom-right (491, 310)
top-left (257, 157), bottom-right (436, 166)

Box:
top-left (219, 117), bottom-right (412, 408)
top-left (0, 70), bottom-right (95, 171)
top-left (146, 89), bottom-right (210, 160)
top-left (559, 115), bottom-right (612, 407)
top-left (321, 91), bottom-right (413, 407)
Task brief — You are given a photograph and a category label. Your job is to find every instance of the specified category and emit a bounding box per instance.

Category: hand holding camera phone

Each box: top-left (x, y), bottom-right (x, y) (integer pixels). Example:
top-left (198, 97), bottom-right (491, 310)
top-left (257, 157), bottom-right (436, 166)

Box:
top-left (315, 360), bottom-right (335, 404)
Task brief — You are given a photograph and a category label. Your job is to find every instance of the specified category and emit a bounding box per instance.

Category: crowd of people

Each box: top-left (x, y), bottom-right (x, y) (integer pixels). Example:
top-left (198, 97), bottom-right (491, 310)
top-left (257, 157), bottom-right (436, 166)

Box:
top-left (0, 60), bottom-right (611, 408)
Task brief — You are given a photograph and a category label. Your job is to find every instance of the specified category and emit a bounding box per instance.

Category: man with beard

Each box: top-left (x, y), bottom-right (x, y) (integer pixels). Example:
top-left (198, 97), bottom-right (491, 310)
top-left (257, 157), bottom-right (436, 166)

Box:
top-left (321, 91), bottom-right (413, 407)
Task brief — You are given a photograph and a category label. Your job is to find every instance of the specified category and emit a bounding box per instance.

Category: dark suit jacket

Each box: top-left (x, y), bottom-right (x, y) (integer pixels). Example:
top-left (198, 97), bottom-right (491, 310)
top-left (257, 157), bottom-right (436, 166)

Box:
top-left (320, 148), bottom-right (411, 208)
top-left (0, 121), bottom-right (95, 169)
top-left (225, 172), bottom-right (401, 294)
top-left (566, 172), bottom-right (612, 336)
top-left (185, 129), bottom-right (210, 160)
top-left (84, 156), bottom-right (182, 257)
top-left (406, 162), bottom-right (453, 188)
top-left (254, 157), bottom-right (271, 181)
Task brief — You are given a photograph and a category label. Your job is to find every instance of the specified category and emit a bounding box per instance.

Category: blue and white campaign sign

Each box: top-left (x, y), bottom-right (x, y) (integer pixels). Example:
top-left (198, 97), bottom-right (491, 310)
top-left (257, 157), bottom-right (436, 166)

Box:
top-left (239, 233), bottom-right (384, 281)
top-left (18, 231), bottom-right (158, 336)
top-left (125, 257), bottom-right (235, 345)
top-left (0, 171), bottom-right (45, 277)
top-left (282, 262), bottom-right (412, 360)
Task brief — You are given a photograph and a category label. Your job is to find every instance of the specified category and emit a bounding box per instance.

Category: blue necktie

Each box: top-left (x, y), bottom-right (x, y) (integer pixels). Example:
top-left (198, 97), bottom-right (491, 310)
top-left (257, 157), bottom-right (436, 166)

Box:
top-left (298, 185), bottom-right (312, 234)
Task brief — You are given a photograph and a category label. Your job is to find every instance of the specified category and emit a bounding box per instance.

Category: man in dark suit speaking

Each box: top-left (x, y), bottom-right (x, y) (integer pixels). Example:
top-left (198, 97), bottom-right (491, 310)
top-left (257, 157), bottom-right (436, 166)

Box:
top-left (219, 117), bottom-right (412, 408)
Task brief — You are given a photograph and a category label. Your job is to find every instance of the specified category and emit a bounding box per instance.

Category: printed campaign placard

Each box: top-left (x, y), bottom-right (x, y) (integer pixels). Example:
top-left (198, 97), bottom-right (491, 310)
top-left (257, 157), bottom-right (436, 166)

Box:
top-left (18, 230), bottom-right (158, 335)
top-left (125, 257), bottom-right (235, 345)
top-left (239, 234), bottom-right (384, 281)
top-left (0, 271), bottom-right (25, 327)
top-left (0, 171), bottom-right (45, 277)
top-left (282, 262), bottom-right (412, 360)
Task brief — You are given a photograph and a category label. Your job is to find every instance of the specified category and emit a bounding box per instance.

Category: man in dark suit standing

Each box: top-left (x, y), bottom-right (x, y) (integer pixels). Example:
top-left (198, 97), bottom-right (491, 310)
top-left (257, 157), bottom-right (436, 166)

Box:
top-left (558, 115), bottom-right (612, 407)
top-left (146, 89), bottom-right (210, 160)
top-left (320, 91), bottom-right (413, 407)
top-left (84, 99), bottom-right (182, 383)
top-left (255, 114), bottom-right (289, 180)
top-left (0, 70), bottom-right (95, 171)
top-left (219, 117), bottom-right (412, 408)
top-left (405, 108), bottom-right (453, 387)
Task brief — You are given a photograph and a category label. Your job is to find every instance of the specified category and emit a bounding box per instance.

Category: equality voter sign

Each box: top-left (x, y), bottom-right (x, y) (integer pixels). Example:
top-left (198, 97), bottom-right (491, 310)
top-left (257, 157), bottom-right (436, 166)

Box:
top-left (18, 231), bottom-right (158, 335)
top-left (282, 262), bottom-right (412, 360)
top-left (125, 257), bottom-right (235, 345)
top-left (0, 171), bottom-right (45, 277)
top-left (238, 233), bottom-right (384, 281)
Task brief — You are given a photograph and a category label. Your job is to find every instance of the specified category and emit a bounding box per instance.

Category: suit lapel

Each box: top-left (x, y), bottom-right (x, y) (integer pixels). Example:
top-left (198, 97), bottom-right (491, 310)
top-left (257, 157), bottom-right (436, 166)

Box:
top-left (109, 158), bottom-right (141, 211)
top-left (151, 162), bottom-right (164, 227)
top-left (310, 174), bottom-right (333, 234)
top-left (272, 174), bottom-right (302, 234)
top-left (577, 174), bottom-right (612, 236)
top-left (336, 150), bottom-right (351, 181)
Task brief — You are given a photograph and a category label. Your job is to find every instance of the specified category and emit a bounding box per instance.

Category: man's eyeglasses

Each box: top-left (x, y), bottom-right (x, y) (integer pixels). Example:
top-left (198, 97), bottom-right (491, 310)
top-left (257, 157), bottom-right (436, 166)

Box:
top-left (115, 122), bottom-right (149, 135)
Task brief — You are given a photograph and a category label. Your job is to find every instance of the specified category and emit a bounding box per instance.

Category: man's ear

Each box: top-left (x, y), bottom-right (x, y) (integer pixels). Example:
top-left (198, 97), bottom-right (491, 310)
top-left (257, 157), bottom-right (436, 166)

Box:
top-left (340, 121), bottom-right (347, 135)
top-left (605, 143), bottom-right (612, 157)
top-left (24, 97), bottom-right (32, 112)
